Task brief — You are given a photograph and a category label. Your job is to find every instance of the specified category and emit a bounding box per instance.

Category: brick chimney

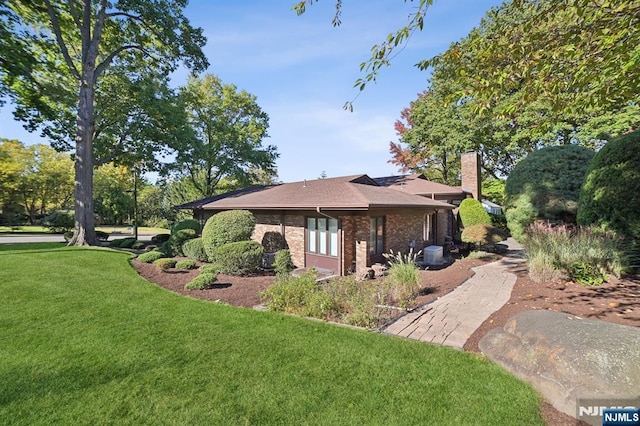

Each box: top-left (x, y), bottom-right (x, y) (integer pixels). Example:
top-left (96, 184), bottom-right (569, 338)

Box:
top-left (461, 152), bottom-right (481, 200)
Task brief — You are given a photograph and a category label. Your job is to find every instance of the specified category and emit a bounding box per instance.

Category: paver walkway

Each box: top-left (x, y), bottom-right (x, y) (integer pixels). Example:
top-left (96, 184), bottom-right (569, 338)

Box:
top-left (383, 238), bottom-right (525, 349)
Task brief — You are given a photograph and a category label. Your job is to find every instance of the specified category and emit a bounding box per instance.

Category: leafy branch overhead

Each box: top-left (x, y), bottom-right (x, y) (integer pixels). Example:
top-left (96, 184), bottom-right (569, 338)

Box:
top-left (293, 0), bottom-right (434, 111)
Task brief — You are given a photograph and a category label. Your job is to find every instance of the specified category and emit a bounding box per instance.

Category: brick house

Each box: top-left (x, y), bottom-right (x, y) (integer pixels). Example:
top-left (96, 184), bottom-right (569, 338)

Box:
top-left (177, 174), bottom-right (455, 276)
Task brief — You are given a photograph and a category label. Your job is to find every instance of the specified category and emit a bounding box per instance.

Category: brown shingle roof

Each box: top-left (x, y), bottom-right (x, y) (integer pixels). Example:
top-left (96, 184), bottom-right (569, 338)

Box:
top-left (373, 174), bottom-right (468, 197)
top-left (196, 174), bottom-right (453, 211)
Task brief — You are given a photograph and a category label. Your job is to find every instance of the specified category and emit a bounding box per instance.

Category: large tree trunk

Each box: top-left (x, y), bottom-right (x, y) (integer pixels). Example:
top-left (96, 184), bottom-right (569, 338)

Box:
top-left (68, 75), bottom-right (97, 246)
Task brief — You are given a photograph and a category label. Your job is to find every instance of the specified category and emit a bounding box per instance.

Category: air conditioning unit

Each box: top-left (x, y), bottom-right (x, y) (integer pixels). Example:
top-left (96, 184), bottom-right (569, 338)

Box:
top-left (424, 245), bottom-right (443, 265)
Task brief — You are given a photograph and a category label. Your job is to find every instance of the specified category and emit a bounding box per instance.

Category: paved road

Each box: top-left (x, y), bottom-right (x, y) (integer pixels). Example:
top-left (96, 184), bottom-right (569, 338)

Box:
top-left (383, 238), bottom-right (524, 349)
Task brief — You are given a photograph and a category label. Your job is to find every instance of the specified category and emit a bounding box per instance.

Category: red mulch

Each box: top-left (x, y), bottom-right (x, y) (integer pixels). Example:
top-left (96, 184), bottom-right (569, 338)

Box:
top-left (130, 255), bottom-right (639, 426)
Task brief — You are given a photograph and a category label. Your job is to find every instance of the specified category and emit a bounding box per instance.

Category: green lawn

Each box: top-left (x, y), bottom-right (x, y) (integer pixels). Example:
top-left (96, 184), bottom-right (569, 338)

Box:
top-left (0, 243), bottom-right (543, 425)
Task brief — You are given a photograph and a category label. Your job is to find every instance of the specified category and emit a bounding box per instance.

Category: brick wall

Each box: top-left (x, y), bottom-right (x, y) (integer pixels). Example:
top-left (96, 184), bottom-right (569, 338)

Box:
top-left (341, 215), bottom-right (356, 275)
top-left (284, 214), bottom-right (305, 268)
top-left (385, 213), bottom-right (426, 253)
top-left (461, 152), bottom-right (481, 200)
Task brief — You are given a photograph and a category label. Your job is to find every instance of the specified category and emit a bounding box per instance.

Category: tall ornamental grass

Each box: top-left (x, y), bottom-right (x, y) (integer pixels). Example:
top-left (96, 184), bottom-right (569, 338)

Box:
top-left (524, 222), bottom-right (626, 285)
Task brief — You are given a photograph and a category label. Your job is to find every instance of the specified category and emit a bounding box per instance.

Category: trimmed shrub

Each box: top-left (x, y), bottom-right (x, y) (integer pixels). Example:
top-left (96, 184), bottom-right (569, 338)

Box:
top-left (153, 257), bottom-right (177, 271)
top-left (211, 240), bottom-right (264, 275)
top-left (119, 238), bottom-right (137, 249)
top-left (176, 259), bottom-right (198, 270)
top-left (41, 210), bottom-right (74, 233)
top-left (202, 210), bottom-right (256, 260)
top-left (458, 198), bottom-right (491, 228)
top-left (169, 228), bottom-right (197, 256)
top-left (199, 264), bottom-right (220, 275)
top-left (578, 130), bottom-right (640, 270)
top-left (172, 218), bottom-right (202, 235)
top-left (109, 237), bottom-right (136, 248)
top-left (461, 223), bottom-right (506, 245)
top-left (505, 145), bottom-right (594, 241)
top-left (158, 240), bottom-right (174, 257)
top-left (95, 230), bottom-right (110, 241)
top-left (137, 251), bottom-right (166, 263)
top-left (145, 244), bottom-right (158, 252)
top-left (182, 237), bottom-right (209, 262)
top-left (151, 233), bottom-right (171, 244)
top-left (273, 249), bottom-right (294, 275)
top-left (184, 272), bottom-right (218, 290)
top-left (132, 241), bottom-right (145, 250)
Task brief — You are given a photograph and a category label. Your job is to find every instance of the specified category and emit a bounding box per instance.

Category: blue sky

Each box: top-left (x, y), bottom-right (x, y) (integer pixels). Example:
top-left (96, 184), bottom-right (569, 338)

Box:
top-left (0, 0), bottom-right (503, 183)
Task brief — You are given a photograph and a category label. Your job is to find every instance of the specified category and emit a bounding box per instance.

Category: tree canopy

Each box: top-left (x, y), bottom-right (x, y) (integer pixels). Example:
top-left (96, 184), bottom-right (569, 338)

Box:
top-left (388, 0), bottom-right (639, 181)
top-left (169, 73), bottom-right (279, 198)
top-left (0, 0), bottom-right (207, 245)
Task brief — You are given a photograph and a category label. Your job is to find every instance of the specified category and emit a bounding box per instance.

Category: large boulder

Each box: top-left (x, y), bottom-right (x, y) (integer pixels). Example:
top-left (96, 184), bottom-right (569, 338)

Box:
top-left (479, 311), bottom-right (640, 419)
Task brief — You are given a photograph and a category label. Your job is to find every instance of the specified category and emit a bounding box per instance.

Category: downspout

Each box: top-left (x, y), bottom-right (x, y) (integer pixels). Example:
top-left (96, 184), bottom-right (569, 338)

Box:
top-left (316, 207), bottom-right (338, 220)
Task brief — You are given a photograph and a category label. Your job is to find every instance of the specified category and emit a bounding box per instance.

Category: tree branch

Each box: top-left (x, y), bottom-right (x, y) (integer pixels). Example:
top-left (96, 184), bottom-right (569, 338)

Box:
top-left (67, 0), bottom-right (82, 29)
top-left (94, 44), bottom-right (150, 79)
top-left (43, 0), bottom-right (81, 80)
top-left (90, 0), bottom-right (108, 63)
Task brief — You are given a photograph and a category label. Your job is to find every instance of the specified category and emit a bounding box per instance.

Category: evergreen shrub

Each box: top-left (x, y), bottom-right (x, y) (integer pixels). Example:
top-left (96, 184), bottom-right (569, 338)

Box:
top-left (458, 198), bottom-right (491, 228)
top-left (137, 251), bottom-right (165, 263)
top-left (202, 210), bottom-right (256, 260)
top-left (184, 272), bottom-right (218, 290)
top-left (504, 145), bottom-right (594, 241)
top-left (182, 237), bottom-right (209, 262)
top-left (172, 219), bottom-right (202, 235)
top-left (210, 240), bottom-right (263, 275)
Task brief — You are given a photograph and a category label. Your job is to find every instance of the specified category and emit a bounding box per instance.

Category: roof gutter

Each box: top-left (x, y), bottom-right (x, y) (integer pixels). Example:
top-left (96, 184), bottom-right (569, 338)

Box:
top-left (316, 207), bottom-right (338, 220)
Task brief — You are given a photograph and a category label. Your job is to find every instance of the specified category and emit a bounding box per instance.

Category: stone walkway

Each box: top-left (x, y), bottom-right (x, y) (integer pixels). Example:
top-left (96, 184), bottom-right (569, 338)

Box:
top-left (382, 238), bottom-right (524, 349)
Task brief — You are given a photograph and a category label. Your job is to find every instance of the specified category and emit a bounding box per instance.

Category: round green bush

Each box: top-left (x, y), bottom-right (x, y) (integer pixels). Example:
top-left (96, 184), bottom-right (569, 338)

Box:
top-left (137, 250), bottom-right (166, 263)
top-left (458, 198), bottom-right (491, 228)
top-left (505, 145), bottom-right (595, 241)
top-left (132, 241), bottom-right (146, 250)
top-left (172, 219), bottom-right (202, 235)
top-left (41, 210), bottom-right (74, 233)
top-left (153, 257), bottom-right (177, 271)
top-left (109, 237), bottom-right (137, 248)
top-left (184, 272), bottom-right (218, 290)
top-left (461, 223), bottom-right (506, 245)
top-left (199, 264), bottom-right (220, 275)
top-left (95, 230), bottom-right (110, 241)
top-left (273, 249), bottom-right (294, 275)
top-left (578, 130), bottom-right (640, 268)
top-left (210, 240), bottom-right (264, 275)
top-left (176, 259), bottom-right (197, 270)
top-left (182, 237), bottom-right (209, 262)
top-left (151, 233), bottom-right (171, 244)
top-left (170, 228), bottom-right (197, 256)
top-left (202, 210), bottom-right (256, 260)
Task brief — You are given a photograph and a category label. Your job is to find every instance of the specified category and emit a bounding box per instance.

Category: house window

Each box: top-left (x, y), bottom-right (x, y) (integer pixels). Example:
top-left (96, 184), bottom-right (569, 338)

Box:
top-left (307, 217), bottom-right (339, 257)
top-left (369, 217), bottom-right (384, 256)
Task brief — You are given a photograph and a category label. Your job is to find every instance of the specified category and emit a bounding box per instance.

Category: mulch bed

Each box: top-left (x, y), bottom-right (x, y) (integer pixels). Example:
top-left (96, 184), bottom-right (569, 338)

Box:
top-left (131, 255), bottom-right (639, 426)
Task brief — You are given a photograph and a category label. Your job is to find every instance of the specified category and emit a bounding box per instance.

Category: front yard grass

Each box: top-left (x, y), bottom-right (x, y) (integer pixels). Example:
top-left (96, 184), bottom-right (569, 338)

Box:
top-left (0, 243), bottom-right (543, 425)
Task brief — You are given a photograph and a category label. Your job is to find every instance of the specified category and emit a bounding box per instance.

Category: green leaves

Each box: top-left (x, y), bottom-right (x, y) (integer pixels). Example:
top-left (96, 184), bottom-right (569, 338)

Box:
top-left (169, 74), bottom-right (278, 198)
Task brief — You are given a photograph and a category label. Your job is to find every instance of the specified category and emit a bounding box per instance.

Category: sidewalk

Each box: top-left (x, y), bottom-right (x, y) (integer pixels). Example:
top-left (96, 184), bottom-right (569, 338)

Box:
top-left (382, 238), bottom-right (524, 349)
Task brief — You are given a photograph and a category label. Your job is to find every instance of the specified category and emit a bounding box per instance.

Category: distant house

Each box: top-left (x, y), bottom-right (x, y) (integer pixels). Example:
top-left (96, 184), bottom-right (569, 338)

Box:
top-left (481, 199), bottom-right (502, 215)
top-left (177, 174), bottom-right (454, 276)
